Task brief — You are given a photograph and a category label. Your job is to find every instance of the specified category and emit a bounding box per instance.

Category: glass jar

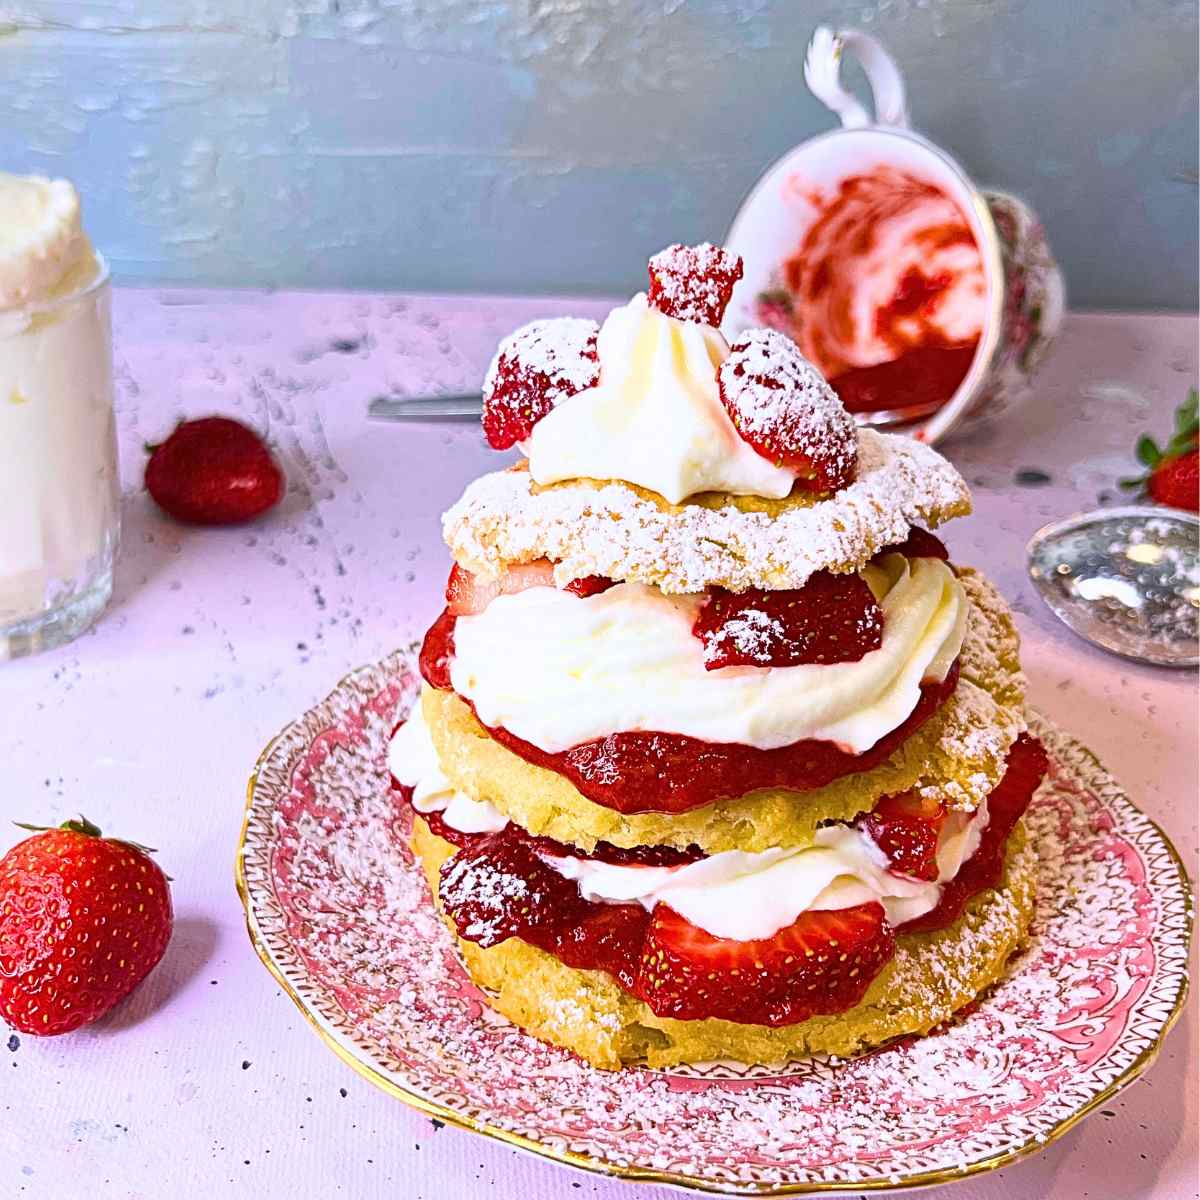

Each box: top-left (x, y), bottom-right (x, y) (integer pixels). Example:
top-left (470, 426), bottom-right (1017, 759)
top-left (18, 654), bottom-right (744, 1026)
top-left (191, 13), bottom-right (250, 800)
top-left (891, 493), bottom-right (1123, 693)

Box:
top-left (0, 256), bottom-right (119, 660)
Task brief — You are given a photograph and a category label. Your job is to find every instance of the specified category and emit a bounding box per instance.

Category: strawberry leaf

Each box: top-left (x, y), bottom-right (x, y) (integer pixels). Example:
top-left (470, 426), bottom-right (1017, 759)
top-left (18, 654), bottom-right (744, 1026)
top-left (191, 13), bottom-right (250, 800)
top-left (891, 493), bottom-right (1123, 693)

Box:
top-left (1135, 435), bottom-right (1161, 467)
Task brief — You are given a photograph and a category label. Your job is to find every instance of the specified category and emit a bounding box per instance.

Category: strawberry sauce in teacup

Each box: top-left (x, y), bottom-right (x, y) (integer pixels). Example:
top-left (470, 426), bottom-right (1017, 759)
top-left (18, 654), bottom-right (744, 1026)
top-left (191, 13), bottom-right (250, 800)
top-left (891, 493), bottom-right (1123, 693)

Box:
top-left (724, 28), bottom-right (1063, 443)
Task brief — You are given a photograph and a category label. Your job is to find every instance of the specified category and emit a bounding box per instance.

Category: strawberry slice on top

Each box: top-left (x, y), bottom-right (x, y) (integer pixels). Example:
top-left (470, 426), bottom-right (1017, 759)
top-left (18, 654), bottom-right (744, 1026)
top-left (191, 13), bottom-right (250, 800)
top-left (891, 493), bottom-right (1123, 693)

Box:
top-left (633, 901), bottom-right (895, 1026)
top-left (719, 328), bottom-right (858, 493)
top-left (481, 317), bottom-right (600, 450)
top-left (692, 571), bottom-right (883, 670)
top-left (647, 242), bottom-right (744, 327)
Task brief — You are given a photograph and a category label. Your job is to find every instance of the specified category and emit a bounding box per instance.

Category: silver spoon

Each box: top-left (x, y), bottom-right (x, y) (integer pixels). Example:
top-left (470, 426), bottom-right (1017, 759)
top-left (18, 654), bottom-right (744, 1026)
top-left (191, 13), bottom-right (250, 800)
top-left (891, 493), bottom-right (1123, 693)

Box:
top-left (1027, 505), bottom-right (1199, 667)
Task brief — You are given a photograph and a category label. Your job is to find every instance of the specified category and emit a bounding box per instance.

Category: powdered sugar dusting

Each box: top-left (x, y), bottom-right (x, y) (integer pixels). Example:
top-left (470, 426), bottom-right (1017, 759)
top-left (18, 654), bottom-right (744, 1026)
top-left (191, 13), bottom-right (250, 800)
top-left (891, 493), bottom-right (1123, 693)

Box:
top-left (719, 328), bottom-right (857, 488)
top-left (647, 242), bottom-right (743, 327)
top-left (702, 606), bottom-right (785, 666)
top-left (241, 654), bottom-right (1192, 1192)
top-left (483, 318), bottom-right (600, 405)
top-left (444, 428), bottom-right (971, 594)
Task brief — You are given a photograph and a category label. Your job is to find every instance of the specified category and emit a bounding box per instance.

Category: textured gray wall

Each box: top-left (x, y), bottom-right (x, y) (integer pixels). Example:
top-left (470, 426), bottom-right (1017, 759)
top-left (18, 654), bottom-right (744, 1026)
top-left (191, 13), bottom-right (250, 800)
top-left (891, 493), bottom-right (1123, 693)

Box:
top-left (1, 1), bottom-right (1196, 307)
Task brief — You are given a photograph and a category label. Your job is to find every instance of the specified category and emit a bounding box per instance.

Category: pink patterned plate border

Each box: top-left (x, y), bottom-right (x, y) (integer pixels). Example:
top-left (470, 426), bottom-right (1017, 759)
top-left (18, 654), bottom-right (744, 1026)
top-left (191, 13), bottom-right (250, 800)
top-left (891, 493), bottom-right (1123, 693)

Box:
top-left (236, 652), bottom-right (1192, 1195)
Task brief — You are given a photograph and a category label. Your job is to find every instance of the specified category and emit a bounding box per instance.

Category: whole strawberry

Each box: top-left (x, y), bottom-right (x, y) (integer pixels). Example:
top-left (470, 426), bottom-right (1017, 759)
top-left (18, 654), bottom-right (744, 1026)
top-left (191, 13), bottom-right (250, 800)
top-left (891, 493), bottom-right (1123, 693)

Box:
top-left (145, 416), bottom-right (284, 525)
top-left (1122, 389), bottom-right (1199, 513)
top-left (0, 817), bottom-right (173, 1035)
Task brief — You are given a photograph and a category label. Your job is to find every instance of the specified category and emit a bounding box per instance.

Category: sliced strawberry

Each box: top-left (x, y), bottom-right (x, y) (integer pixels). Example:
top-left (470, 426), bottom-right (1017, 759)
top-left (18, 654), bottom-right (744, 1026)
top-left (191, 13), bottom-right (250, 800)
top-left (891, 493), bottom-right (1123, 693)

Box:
top-left (647, 243), bottom-right (744, 327)
top-left (861, 790), bottom-right (948, 882)
top-left (634, 902), bottom-right (894, 1026)
top-left (692, 571), bottom-right (883, 670)
top-left (718, 328), bottom-right (858, 492)
top-left (418, 609), bottom-right (457, 691)
top-left (563, 574), bottom-right (617, 598)
top-left (877, 526), bottom-right (949, 561)
top-left (553, 903), bottom-right (648, 991)
top-left (438, 829), bottom-right (588, 950)
top-left (445, 559), bottom-right (558, 616)
top-left (898, 734), bottom-right (1048, 934)
top-left (481, 318), bottom-right (600, 450)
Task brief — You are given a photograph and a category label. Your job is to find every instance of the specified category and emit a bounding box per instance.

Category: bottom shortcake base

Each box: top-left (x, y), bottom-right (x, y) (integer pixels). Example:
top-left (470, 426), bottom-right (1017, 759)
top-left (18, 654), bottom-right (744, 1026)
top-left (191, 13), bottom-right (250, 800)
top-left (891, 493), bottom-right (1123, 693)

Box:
top-left (411, 815), bottom-right (1037, 1071)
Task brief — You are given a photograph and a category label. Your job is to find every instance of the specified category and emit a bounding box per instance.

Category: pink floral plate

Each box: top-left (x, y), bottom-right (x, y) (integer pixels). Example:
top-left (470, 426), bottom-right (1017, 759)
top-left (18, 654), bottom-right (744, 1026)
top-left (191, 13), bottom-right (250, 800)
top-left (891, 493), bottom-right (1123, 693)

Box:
top-left (236, 652), bottom-right (1192, 1195)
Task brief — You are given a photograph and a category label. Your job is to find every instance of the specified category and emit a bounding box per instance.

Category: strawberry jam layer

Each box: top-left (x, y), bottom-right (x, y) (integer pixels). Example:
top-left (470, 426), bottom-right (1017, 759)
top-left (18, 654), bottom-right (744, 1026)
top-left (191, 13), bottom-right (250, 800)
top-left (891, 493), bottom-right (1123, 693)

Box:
top-left (408, 735), bottom-right (1045, 1026)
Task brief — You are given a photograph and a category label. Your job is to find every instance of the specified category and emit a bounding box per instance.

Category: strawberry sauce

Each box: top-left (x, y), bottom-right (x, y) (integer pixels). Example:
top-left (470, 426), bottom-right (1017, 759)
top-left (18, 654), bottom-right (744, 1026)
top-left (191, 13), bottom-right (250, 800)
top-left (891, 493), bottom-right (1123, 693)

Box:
top-left (403, 736), bottom-right (1047, 1025)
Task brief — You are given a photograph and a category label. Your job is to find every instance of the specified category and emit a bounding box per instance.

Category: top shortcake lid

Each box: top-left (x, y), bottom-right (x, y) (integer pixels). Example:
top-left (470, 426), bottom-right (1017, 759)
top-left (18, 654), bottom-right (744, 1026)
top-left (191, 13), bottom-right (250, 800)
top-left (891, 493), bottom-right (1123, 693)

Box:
top-left (453, 243), bottom-right (969, 593)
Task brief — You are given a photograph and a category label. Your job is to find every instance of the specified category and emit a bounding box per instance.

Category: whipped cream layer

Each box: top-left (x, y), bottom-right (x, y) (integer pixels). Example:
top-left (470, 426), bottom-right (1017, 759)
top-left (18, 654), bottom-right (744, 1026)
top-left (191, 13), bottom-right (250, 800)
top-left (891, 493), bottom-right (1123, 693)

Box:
top-left (524, 293), bottom-right (795, 504)
top-left (389, 707), bottom-right (989, 941)
top-left (450, 553), bottom-right (967, 755)
top-left (0, 173), bottom-right (101, 320)
top-left (389, 709), bottom-right (508, 833)
top-left (544, 803), bottom-right (988, 939)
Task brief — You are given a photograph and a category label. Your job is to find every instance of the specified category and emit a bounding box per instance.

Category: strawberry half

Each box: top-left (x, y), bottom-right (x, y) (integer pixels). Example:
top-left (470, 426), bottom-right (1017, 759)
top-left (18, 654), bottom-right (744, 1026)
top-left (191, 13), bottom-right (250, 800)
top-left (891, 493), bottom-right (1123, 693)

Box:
top-left (1121, 388), bottom-right (1199, 513)
top-left (718, 329), bottom-right (858, 492)
top-left (692, 571), bottom-right (883, 670)
top-left (861, 791), bottom-right (948, 882)
top-left (634, 902), bottom-right (894, 1026)
top-left (481, 318), bottom-right (600, 450)
top-left (647, 243), bottom-right (744, 327)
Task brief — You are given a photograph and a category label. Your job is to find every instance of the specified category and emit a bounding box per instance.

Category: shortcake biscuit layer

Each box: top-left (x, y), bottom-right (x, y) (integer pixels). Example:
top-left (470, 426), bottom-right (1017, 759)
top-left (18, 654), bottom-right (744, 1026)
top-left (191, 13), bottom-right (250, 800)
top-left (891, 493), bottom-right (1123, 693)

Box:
top-left (419, 567), bottom-right (1024, 854)
top-left (443, 428), bottom-right (970, 595)
top-left (412, 815), bottom-right (1036, 1071)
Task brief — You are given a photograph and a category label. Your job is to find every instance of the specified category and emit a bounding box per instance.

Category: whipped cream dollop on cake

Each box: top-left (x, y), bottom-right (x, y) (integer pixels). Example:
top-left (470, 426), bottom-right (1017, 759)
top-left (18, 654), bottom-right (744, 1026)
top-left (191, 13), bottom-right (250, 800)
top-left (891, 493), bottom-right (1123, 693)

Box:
top-left (483, 242), bottom-right (858, 505)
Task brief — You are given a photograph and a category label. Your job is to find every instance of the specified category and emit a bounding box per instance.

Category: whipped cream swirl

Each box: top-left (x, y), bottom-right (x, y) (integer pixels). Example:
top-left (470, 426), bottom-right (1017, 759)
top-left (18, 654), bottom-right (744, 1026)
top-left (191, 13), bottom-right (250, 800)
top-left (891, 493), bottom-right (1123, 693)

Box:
top-left (523, 293), bottom-right (796, 504)
top-left (449, 553), bottom-right (967, 756)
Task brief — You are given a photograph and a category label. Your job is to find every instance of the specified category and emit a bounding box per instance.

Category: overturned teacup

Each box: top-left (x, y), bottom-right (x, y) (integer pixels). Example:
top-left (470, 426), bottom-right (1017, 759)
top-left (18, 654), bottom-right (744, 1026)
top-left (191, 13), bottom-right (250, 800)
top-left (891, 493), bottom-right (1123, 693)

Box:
top-left (724, 27), bottom-right (1064, 444)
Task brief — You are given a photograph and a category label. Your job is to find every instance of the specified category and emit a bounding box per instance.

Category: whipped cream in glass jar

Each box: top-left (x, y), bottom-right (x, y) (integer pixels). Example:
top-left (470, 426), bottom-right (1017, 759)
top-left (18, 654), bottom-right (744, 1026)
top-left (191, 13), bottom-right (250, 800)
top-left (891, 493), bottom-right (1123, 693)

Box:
top-left (0, 172), bottom-right (119, 659)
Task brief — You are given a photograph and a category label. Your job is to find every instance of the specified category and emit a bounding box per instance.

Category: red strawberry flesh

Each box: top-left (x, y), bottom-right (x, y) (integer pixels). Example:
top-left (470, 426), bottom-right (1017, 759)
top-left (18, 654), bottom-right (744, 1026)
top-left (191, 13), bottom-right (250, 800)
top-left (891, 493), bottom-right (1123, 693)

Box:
top-left (692, 571), bottom-right (883, 670)
top-left (718, 328), bottom-right (858, 492)
top-left (897, 734), bottom-right (1047, 933)
top-left (861, 791), bottom-right (948, 882)
top-left (632, 902), bottom-right (894, 1026)
top-left (876, 526), bottom-right (949, 561)
top-left (647, 243), bottom-right (744, 327)
top-left (481, 318), bottom-right (600, 450)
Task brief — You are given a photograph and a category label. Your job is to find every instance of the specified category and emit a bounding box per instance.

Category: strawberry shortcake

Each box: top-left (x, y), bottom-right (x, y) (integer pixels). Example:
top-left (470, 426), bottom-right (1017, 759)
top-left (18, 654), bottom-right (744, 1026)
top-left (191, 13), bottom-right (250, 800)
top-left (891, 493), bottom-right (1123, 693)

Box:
top-left (391, 244), bottom-right (1045, 1070)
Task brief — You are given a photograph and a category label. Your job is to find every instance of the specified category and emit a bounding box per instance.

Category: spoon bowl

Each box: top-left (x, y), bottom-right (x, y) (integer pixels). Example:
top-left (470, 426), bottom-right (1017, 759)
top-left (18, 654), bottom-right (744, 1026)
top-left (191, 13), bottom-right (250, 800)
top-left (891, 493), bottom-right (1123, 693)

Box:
top-left (1027, 505), bottom-right (1199, 668)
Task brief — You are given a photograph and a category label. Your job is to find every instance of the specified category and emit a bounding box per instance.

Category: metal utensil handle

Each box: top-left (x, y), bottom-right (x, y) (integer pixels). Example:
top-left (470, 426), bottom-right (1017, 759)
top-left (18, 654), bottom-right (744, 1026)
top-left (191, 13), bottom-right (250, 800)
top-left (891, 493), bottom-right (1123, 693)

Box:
top-left (368, 394), bottom-right (482, 420)
top-left (804, 26), bottom-right (909, 131)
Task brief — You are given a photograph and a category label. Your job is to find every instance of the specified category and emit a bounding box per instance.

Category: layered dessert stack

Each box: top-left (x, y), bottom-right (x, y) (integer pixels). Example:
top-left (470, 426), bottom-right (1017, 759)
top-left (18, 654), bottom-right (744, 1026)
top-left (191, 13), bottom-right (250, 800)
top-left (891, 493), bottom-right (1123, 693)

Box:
top-left (391, 244), bottom-right (1047, 1070)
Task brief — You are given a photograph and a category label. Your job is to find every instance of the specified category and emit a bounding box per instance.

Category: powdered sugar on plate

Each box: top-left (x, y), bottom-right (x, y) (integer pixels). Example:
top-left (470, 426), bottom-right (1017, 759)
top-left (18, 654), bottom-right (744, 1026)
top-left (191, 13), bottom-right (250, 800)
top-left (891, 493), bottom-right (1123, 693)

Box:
top-left (444, 428), bottom-right (972, 594)
top-left (239, 652), bottom-right (1192, 1193)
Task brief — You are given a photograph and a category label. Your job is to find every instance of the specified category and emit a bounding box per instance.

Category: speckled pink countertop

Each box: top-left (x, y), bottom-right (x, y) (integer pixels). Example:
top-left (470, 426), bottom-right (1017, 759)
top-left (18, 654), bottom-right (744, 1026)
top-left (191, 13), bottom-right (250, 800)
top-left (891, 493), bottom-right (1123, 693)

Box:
top-left (0, 292), bottom-right (1195, 1200)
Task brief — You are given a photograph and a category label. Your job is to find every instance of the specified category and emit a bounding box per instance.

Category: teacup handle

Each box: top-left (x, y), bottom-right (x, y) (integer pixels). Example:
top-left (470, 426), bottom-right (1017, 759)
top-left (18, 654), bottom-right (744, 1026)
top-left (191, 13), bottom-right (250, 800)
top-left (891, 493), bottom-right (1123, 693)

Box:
top-left (804, 26), bottom-right (910, 130)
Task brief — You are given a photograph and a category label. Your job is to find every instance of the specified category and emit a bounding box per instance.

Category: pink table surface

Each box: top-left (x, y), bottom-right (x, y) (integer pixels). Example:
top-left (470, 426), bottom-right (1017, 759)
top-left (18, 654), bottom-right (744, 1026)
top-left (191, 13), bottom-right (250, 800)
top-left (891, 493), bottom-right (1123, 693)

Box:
top-left (1, 291), bottom-right (1196, 1200)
